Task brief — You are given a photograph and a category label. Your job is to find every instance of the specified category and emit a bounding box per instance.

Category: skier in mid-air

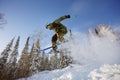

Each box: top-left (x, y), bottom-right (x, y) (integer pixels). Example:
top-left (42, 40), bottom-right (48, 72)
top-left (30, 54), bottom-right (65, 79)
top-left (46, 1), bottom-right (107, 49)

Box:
top-left (46, 15), bottom-right (70, 52)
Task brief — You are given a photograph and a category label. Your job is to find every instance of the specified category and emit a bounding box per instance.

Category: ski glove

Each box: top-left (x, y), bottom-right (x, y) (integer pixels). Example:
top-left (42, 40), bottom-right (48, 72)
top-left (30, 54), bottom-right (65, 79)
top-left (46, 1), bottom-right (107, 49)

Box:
top-left (65, 15), bottom-right (70, 18)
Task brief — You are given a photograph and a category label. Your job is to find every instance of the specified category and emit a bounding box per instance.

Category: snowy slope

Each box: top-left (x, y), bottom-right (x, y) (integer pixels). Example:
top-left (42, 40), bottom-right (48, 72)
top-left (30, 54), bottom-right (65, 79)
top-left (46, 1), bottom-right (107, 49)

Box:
top-left (19, 64), bottom-right (98, 80)
top-left (89, 64), bottom-right (120, 80)
top-left (20, 64), bottom-right (120, 80)
top-left (20, 25), bottom-right (120, 80)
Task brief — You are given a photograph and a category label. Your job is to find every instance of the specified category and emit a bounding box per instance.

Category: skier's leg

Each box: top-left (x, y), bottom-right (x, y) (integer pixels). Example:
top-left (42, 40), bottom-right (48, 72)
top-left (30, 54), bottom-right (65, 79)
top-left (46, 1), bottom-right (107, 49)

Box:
top-left (57, 32), bottom-right (65, 42)
top-left (57, 28), bottom-right (67, 42)
top-left (52, 34), bottom-right (57, 51)
top-left (59, 36), bottom-right (64, 42)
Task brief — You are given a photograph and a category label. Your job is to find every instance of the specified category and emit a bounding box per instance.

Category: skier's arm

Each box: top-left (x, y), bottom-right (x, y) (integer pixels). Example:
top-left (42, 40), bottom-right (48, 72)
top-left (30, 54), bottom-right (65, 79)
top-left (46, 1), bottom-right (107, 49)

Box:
top-left (54, 15), bottom-right (70, 23)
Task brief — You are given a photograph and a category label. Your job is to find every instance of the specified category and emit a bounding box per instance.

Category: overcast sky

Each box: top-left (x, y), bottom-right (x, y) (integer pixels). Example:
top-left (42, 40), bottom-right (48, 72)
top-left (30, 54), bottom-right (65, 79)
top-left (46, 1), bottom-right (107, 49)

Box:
top-left (0, 0), bottom-right (120, 53)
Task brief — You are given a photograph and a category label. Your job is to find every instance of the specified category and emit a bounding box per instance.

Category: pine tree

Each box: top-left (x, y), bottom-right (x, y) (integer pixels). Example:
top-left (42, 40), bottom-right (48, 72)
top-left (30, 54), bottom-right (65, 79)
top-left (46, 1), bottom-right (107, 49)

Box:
top-left (59, 48), bottom-right (73, 68)
top-left (29, 39), bottom-right (42, 75)
top-left (6, 36), bottom-right (20, 79)
top-left (50, 52), bottom-right (59, 70)
top-left (9, 36), bottom-right (20, 65)
top-left (0, 38), bottom-right (14, 70)
top-left (40, 52), bottom-right (50, 71)
top-left (40, 51), bottom-right (45, 70)
top-left (15, 37), bottom-right (30, 79)
top-left (29, 43), bottom-right (34, 62)
top-left (0, 38), bottom-right (14, 79)
top-left (44, 56), bottom-right (51, 70)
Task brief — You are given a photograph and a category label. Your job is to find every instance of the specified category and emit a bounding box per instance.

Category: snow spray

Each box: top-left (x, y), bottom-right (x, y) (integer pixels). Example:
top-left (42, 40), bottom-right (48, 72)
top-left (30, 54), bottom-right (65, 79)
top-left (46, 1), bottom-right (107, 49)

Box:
top-left (63, 26), bottom-right (120, 65)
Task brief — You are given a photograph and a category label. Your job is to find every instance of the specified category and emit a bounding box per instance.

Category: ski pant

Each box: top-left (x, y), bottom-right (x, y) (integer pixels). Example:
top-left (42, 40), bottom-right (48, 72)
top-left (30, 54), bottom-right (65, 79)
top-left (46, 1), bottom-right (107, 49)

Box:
top-left (52, 31), bottom-right (67, 47)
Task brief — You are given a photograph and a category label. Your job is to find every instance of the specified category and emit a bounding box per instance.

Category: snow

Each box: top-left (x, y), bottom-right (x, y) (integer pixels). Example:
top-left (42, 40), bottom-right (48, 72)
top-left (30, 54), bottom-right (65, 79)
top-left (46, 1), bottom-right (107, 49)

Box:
top-left (89, 64), bottom-right (120, 80)
top-left (19, 64), bottom-right (120, 80)
top-left (19, 64), bottom-right (92, 80)
top-left (19, 26), bottom-right (120, 80)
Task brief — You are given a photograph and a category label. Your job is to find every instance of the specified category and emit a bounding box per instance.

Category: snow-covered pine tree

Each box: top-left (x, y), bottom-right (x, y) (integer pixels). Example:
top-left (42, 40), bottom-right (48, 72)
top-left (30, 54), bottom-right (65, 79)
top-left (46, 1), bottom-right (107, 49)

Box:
top-left (44, 56), bottom-right (51, 70)
top-left (15, 37), bottom-right (30, 79)
top-left (0, 38), bottom-right (14, 70)
top-left (29, 43), bottom-right (34, 62)
top-left (29, 39), bottom-right (42, 75)
top-left (59, 49), bottom-right (73, 68)
top-left (40, 51), bottom-right (45, 71)
top-left (40, 52), bottom-right (50, 71)
top-left (50, 52), bottom-right (60, 70)
top-left (6, 36), bottom-right (20, 79)
top-left (0, 38), bottom-right (14, 79)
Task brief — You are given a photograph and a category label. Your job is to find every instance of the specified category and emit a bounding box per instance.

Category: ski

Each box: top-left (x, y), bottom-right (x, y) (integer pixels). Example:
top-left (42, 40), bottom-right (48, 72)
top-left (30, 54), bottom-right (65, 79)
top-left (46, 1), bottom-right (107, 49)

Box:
top-left (40, 45), bottom-right (56, 52)
top-left (39, 40), bottom-right (68, 52)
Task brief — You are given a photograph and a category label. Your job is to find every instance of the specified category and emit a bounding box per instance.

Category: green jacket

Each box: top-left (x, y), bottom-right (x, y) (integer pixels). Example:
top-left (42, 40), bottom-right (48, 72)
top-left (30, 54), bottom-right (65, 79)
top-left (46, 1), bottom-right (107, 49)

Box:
top-left (47, 15), bottom-right (70, 33)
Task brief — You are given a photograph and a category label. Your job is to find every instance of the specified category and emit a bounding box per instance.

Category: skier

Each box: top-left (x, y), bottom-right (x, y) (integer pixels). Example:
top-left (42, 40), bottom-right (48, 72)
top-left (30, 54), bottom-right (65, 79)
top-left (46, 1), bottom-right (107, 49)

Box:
top-left (46, 15), bottom-right (70, 52)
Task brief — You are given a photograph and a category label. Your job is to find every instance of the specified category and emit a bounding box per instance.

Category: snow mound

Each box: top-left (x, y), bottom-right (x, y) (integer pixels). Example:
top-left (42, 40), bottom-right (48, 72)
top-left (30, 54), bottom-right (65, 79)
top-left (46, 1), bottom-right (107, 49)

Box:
top-left (89, 64), bottom-right (120, 80)
top-left (19, 64), bottom-right (120, 80)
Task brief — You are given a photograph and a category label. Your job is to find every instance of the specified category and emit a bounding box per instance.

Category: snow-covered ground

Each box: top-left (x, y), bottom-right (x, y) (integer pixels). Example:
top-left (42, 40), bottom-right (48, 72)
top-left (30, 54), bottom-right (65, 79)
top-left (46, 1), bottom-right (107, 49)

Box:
top-left (20, 26), bottom-right (120, 80)
top-left (20, 64), bottom-right (120, 80)
top-left (89, 64), bottom-right (120, 80)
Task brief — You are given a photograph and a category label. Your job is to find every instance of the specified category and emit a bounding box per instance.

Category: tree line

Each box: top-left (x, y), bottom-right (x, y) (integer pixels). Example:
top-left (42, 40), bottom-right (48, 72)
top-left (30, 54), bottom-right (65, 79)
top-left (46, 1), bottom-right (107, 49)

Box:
top-left (0, 36), bottom-right (73, 80)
